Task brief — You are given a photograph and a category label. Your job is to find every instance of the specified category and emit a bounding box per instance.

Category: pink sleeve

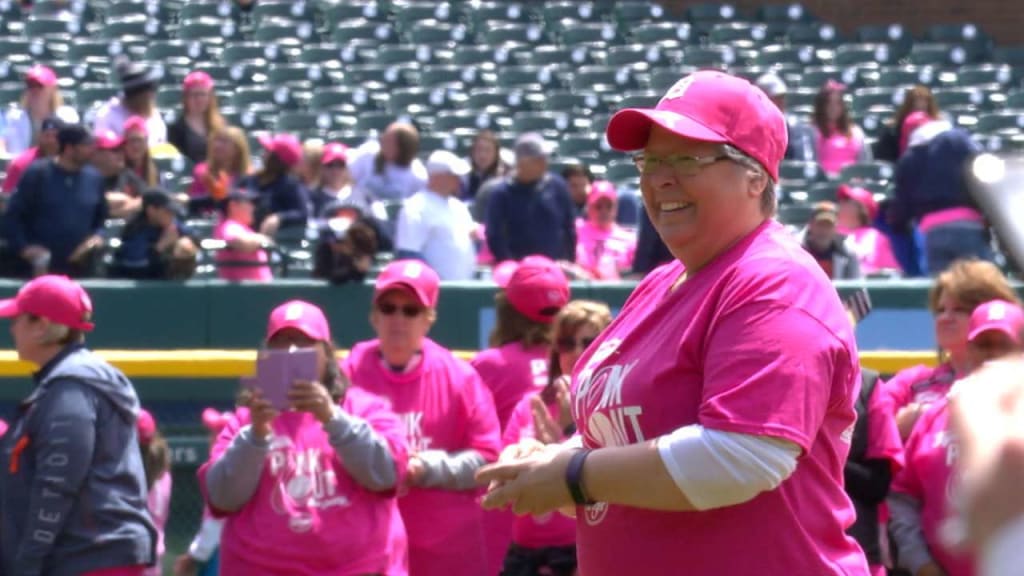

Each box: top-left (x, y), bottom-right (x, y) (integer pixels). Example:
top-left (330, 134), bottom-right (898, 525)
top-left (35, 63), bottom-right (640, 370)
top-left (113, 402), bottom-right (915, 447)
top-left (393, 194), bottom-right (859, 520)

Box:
top-left (865, 379), bottom-right (905, 471)
top-left (502, 396), bottom-right (534, 447)
top-left (2, 155), bottom-right (27, 194)
top-left (880, 365), bottom-right (932, 412)
top-left (219, 220), bottom-right (245, 243)
top-left (189, 163), bottom-right (208, 197)
top-left (701, 302), bottom-right (847, 453)
top-left (889, 410), bottom-right (931, 499)
top-left (347, 388), bottom-right (410, 494)
top-left (459, 363), bottom-right (502, 462)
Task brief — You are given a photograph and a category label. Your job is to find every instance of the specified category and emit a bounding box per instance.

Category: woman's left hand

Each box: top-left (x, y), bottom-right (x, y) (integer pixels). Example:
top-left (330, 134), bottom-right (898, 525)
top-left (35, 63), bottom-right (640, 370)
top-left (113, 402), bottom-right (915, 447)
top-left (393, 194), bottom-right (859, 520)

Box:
top-left (477, 445), bottom-right (577, 516)
top-left (288, 380), bottom-right (334, 424)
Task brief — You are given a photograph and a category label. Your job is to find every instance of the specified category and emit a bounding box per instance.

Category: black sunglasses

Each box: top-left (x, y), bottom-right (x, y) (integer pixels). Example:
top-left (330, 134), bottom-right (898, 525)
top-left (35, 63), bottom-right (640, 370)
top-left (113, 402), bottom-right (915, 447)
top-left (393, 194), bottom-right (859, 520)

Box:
top-left (557, 336), bottom-right (596, 353)
top-left (377, 302), bottom-right (424, 318)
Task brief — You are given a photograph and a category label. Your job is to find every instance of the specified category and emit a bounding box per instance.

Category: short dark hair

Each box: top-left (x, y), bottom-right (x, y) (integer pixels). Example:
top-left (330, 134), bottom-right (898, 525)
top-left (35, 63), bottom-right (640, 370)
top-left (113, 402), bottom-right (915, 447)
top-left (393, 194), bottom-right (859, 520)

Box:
top-left (561, 163), bottom-right (593, 182)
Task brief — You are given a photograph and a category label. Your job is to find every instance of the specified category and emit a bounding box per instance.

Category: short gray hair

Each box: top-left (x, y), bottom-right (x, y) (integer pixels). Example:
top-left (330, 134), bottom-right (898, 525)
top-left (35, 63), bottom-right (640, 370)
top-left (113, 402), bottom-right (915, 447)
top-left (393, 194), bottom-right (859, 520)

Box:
top-left (42, 322), bottom-right (70, 345)
top-left (721, 144), bottom-right (776, 216)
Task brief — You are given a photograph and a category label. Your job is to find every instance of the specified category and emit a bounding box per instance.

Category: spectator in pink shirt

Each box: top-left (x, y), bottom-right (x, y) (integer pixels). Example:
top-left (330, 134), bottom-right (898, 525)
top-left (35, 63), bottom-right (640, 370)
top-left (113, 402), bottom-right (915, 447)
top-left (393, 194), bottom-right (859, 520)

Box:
top-left (137, 409), bottom-right (172, 576)
top-left (200, 299), bottom-right (409, 576)
top-left (813, 80), bottom-right (870, 177)
top-left (213, 188), bottom-right (273, 282)
top-left (837, 184), bottom-right (902, 276)
top-left (575, 180), bottom-right (637, 280)
top-left (1, 116), bottom-right (62, 195)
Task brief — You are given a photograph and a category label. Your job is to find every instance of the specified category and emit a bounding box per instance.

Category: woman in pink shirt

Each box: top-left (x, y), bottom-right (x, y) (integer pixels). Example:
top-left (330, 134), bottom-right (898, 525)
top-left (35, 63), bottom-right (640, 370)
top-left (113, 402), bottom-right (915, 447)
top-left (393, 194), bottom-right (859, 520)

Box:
top-left (213, 188), bottom-right (274, 281)
top-left (479, 70), bottom-right (869, 575)
top-left (814, 80), bottom-right (869, 176)
top-left (837, 184), bottom-right (902, 276)
top-left (881, 260), bottom-right (1018, 441)
top-left (889, 299), bottom-right (1024, 576)
top-left (199, 299), bottom-right (409, 576)
top-left (137, 409), bottom-right (171, 576)
top-left (472, 255), bottom-right (570, 574)
top-left (188, 126), bottom-right (252, 207)
top-left (344, 260), bottom-right (502, 576)
top-left (503, 300), bottom-right (612, 576)
top-left (575, 181), bottom-right (637, 280)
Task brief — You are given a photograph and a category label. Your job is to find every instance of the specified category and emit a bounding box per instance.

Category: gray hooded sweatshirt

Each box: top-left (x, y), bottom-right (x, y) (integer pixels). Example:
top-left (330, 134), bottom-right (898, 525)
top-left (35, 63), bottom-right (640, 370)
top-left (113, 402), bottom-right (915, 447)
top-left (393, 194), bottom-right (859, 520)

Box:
top-left (0, 344), bottom-right (156, 576)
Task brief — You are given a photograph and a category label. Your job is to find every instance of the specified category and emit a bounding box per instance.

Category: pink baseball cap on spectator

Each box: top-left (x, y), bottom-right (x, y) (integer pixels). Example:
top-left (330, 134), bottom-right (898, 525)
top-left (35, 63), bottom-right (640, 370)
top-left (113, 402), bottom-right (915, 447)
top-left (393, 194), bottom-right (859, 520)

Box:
top-left (605, 70), bottom-right (788, 181)
top-left (968, 300), bottom-right (1024, 344)
top-left (588, 180), bottom-right (618, 206)
top-left (505, 255), bottom-right (570, 324)
top-left (0, 275), bottom-right (95, 331)
top-left (900, 110), bottom-right (933, 153)
top-left (123, 116), bottom-right (149, 137)
top-left (837, 184), bottom-right (878, 220)
top-left (266, 300), bottom-right (331, 342)
top-left (321, 142), bottom-right (349, 165)
top-left (374, 260), bottom-right (441, 308)
top-left (95, 129), bottom-right (124, 150)
top-left (25, 64), bottom-right (57, 87)
top-left (492, 260), bottom-right (519, 289)
top-left (201, 408), bottom-right (233, 435)
top-left (259, 133), bottom-right (303, 168)
top-left (183, 70), bottom-right (214, 91)
top-left (137, 408), bottom-right (156, 445)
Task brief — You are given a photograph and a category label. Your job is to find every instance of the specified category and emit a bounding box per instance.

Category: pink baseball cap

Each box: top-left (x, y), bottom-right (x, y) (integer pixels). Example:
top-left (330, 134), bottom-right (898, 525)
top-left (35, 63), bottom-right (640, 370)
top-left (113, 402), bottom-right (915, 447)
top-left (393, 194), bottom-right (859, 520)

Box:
top-left (587, 180), bottom-right (618, 206)
top-left (900, 110), bottom-right (933, 153)
top-left (605, 70), bottom-right (788, 181)
top-left (837, 184), bottom-right (878, 220)
top-left (123, 115), bottom-right (149, 138)
top-left (374, 260), bottom-right (441, 308)
top-left (137, 408), bottom-right (156, 445)
top-left (492, 260), bottom-right (519, 289)
top-left (968, 300), bottom-right (1024, 344)
top-left (266, 300), bottom-right (331, 342)
top-left (201, 407), bottom-right (233, 435)
top-left (321, 142), bottom-right (349, 165)
top-left (259, 133), bottom-right (303, 168)
top-left (95, 129), bottom-right (124, 150)
top-left (505, 255), bottom-right (570, 324)
top-left (25, 64), bottom-right (57, 87)
top-left (0, 275), bottom-right (95, 331)
top-left (183, 70), bottom-right (214, 91)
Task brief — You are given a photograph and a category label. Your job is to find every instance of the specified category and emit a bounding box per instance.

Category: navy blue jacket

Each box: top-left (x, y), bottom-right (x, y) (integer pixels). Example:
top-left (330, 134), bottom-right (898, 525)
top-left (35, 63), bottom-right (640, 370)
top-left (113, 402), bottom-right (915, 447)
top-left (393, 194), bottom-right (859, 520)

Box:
top-left (0, 344), bottom-right (155, 575)
top-left (890, 128), bottom-right (981, 230)
top-left (485, 173), bottom-right (577, 262)
top-left (237, 173), bottom-right (311, 230)
top-left (3, 159), bottom-right (107, 272)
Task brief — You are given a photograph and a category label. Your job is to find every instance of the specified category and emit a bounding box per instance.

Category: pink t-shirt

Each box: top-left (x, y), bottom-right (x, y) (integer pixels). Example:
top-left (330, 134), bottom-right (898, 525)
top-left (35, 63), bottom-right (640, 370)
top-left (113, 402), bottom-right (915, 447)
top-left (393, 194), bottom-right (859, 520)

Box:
top-left (817, 126), bottom-right (865, 176)
top-left (859, 378), bottom-right (905, 576)
top-left (569, 220), bottom-right (868, 576)
top-left (200, 387), bottom-right (409, 576)
top-left (471, 342), bottom-right (550, 432)
top-left (144, 471), bottom-right (172, 576)
top-left (504, 394), bottom-right (577, 549)
top-left (575, 219), bottom-right (637, 280)
top-left (890, 400), bottom-right (974, 576)
top-left (213, 218), bottom-right (273, 282)
top-left (343, 338), bottom-right (503, 576)
top-left (2, 146), bottom-right (38, 194)
top-left (880, 363), bottom-right (956, 414)
top-left (842, 227), bottom-right (901, 275)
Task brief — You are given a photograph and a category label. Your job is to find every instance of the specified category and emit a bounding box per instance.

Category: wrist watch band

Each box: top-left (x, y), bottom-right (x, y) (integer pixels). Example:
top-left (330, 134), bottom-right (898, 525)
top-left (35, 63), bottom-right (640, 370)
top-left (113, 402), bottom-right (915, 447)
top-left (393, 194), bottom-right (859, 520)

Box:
top-left (562, 422), bottom-right (577, 437)
top-left (565, 449), bottom-right (596, 505)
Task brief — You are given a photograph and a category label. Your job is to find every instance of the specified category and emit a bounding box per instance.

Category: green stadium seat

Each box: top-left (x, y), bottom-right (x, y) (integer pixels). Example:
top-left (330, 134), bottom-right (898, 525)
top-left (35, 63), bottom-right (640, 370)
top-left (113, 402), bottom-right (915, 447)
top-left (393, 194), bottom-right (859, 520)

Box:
top-left (777, 203), bottom-right (815, 226)
top-left (267, 63), bottom-right (334, 88)
top-left (106, 0), bottom-right (171, 22)
top-left (356, 111), bottom-right (405, 134)
top-left (686, 3), bottom-right (740, 23)
top-left (333, 19), bottom-right (397, 44)
top-left (200, 61), bottom-right (264, 88)
top-left (852, 87), bottom-right (907, 112)
top-left (571, 65), bottom-right (643, 92)
top-left (178, 2), bottom-right (240, 23)
top-left (923, 23), bottom-right (991, 49)
top-left (526, 45), bottom-right (598, 67)
top-left (799, 67), bottom-right (844, 90)
top-left (177, 18), bottom-right (239, 43)
top-left (557, 22), bottom-right (621, 46)
top-left (75, 83), bottom-right (119, 109)
top-left (876, 66), bottom-right (935, 88)
top-left (483, 22), bottom-right (546, 45)
top-left (680, 45), bottom-right (737, 68)
top-left (992, 45), bottom-right (1024, 67)
top-left (957, 64), bottom-right (1014, 87)
top-left (406, 20), bottom-right (468, 45)
top-left (420, 64), bottom-right (494, 89)
top-left (464, 2), bottom-right (534, 28)
top-left (614, 90), bottom-right (660, 109)
top-left (649, 67), bottom-right (699, 91)
top-left (310, 86), bottom-right (379, 110)
top-left (785, 22), bottom-right (841, 45)
top-left (295, 43), bottom-right (349, 66)
top-left (605, 161), bottom-right (637, 184)
top-left (102, 15), bottom-right (166, 39)
top-left (779, 160), bottom-right (826, 183)
top-left (834, 43), bottom-right (902, 67)
top-left (145, 39), bottom-right (211, 63)
top-left (323, 2), bottom-right (389, 26)
top-left (452, 46), bottom-right (499, 66)
top-left (932, 87), bottom-right (988, 110)
top-left (253, 19), bottom-right (319, 43)
top-left (0, 82), bottom-right (26, 107)
top-left (542, 1), bottom-right (604, 26)
top-left (418, 132), bottom-right (462, 154)
top-left (757, 3), bottom-right (816, 23)
top-left (631, 22), bottom-right (695, 44)
top-left (275, 110), bottom-right (333, 137)
top-left (855, 23), bottom-right (910, 46)
top-left (605, 44), bottom-right (678, 67)
top-left (838, 162), bottom-right (895, 183)
top-left (613, 1), bottom-right (667, 24)
top-left (512, 111), bottom-right (573, 136)
top-left (230, 85), bottom-right (299, 111)
top-left (975, 111), bottom-right (1024, 135)
top-left (386, 87), bottom-right (449, 115)
top-left (24, 15), bottom-right (79, 39)
top-left (433, 110), bottom-right (513, 133)
top-left (156, 87), bottom-right (184, 110)
top-left (909, 43), bottom-right (987, 67)
top-left (393, 2), bottom-right (460, 32)
top-left (754, 44), bottom-right (820, 67)
top-left (496, 65), bottom-right (562, 89)
top-left (345, 63), bottom-right (420, 88)
top-left (251, 0), bottom-right (317, 25)
top-left (557, 133), bottom-right (602, 159)
top-left (708, 22), bottom-right (777, 46)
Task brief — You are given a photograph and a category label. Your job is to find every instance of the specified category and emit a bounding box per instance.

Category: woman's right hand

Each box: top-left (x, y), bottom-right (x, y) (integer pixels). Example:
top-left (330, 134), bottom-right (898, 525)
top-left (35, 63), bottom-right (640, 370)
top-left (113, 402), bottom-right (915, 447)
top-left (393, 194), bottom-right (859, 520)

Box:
top-left (915, 562), bottom-right (946, 576)
top-left (248, 389), bottom-right (278, 440)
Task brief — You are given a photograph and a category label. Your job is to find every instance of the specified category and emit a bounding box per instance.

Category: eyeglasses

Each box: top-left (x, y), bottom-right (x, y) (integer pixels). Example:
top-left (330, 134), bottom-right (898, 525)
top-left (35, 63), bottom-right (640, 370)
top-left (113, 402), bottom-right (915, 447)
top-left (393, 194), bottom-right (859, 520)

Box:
top-left (557, 336), bottom-right (596, 353)
top-left (377, 302), bottom-right (424, 318)
top-left (632, 153), bottom-right (727, 176)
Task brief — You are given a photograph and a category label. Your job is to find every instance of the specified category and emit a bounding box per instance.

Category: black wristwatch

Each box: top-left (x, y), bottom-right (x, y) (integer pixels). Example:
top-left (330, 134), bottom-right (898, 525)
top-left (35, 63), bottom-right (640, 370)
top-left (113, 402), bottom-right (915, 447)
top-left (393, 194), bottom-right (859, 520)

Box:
top-left (562, 422), bottom-right (577, 437)
top-left (565, 449), bottom-right (596, 506)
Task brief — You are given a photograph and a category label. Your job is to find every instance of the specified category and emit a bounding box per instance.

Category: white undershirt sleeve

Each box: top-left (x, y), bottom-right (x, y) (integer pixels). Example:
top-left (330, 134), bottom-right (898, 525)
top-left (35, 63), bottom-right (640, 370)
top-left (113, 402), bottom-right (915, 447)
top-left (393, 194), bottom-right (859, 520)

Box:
top-left (656, 424), bottom-right (801, 511)
top-left (982, 515), bottom-right (1024, 576)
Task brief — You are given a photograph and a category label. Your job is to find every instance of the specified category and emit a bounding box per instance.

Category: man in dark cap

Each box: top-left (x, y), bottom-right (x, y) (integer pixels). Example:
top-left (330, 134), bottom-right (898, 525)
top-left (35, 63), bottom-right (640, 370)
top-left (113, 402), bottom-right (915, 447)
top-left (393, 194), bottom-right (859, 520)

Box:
top-left (1, 116), bottom-right (63, 194)
top-left (2, 124), bottom-right (108, 278)
top-left (109, 188), bottom-right (198, 280)
top-left (92, 60), bottom-right (166, 145)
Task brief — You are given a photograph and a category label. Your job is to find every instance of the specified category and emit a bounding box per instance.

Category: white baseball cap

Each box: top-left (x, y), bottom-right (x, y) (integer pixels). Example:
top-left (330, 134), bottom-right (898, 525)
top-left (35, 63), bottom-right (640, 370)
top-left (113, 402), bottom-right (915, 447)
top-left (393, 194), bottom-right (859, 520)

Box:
top-left (755, 72), bottom-right (788, 97)
top-left (426, 150), bottom-right (471, 177)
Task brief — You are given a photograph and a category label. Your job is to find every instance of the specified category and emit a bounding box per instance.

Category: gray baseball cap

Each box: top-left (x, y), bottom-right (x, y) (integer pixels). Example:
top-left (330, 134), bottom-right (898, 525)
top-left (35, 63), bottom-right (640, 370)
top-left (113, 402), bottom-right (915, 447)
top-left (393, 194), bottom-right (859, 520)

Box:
top-left (514, 132), bottom-right (551, 159)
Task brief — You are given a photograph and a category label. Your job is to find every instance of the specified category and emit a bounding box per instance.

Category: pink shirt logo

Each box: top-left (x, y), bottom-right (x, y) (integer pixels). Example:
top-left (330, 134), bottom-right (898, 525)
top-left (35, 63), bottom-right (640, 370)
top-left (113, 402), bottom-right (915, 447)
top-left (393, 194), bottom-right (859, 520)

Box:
top-left (267, 437), bottom-right (349, 533)
top-left (400, 412), bottom-right (433, 452)
top-left (574, 339), bottom-right (644, 449)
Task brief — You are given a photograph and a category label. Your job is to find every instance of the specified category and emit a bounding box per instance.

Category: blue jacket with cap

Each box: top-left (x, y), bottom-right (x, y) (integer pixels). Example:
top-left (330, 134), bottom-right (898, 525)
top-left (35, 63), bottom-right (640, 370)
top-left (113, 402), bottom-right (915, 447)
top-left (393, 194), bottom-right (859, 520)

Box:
top-left (485, 173), bottom-right (577, 262)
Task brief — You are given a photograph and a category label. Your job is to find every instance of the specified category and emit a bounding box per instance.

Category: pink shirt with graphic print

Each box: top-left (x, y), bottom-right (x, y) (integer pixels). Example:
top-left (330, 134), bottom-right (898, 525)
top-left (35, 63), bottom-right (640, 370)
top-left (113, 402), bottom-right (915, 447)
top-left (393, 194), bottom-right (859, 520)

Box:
top-left (575, 219), bottom-right (637, 280)
top-left (880, 363), bottom-right (958, 413)
top-left (569, 220), bottom-right (868, 576)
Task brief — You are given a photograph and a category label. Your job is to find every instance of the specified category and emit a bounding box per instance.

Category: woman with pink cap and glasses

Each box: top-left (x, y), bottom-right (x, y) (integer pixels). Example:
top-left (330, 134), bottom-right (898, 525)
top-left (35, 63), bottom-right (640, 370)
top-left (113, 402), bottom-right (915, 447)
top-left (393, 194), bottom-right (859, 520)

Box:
top-left (237, 133), bottom-right (312, 237)
top-left (200, 299), bottom-right (409, 575)
top-left (345, 260), bottom-right (502, 576)
top-left (1, 64), bottom-right (78, 155)
top-left (836, 184), bottom-right (902, 276)
top-left (889, 299), bottom-right (1024, 576)
top-left (574, 180), bottom-right (637, 280)
top-left (478, 70), bottom-right (869, 575)
top-left (168, 71), bottom-right (225, 164)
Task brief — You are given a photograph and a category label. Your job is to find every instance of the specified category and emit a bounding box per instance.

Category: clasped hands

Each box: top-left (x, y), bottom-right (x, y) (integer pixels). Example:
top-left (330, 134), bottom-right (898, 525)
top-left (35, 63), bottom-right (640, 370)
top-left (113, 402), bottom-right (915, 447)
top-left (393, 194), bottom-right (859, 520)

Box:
top-left (475, 438), bottom-right (579, 517)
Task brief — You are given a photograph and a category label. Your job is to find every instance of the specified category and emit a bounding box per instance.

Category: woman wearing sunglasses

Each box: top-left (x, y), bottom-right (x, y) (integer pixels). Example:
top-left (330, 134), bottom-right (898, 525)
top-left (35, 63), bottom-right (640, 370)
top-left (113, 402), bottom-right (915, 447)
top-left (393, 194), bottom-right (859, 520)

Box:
top-left (472, 255), bottom-right (571, 574)
top-left (199, 300), bottom-right (409, 575)
top-left (502, 300), bottom-right (612, 576)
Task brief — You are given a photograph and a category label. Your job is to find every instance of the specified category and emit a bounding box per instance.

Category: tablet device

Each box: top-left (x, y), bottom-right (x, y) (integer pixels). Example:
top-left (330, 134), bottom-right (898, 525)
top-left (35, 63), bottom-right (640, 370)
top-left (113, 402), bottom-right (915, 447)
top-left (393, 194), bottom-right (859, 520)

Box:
top-left (253, 348), bottom-right (320, 410)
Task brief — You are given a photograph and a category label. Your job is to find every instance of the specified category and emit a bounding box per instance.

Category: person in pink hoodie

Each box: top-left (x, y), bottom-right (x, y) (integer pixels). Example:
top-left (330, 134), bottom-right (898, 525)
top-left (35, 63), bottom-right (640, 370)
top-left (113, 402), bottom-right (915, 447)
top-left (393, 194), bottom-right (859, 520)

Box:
top-left (199, 299), bottom-right (409, 576)
top-left (889, 300), bottom-right (1024, 576)
top-left (344, 260), bottom-right (502, 576)
top-left (213, 188), bottom-right (273, 282)
top-left (137, 409), bottom-right (172, 576)
top-left (472, 255), bottom-right (571, 574)
top-left (836, 184), bottom-right (902, 276)
top-left (503, 300), bottom-right (613, 576)
top-left (574, 181), bottom-right (637, 280)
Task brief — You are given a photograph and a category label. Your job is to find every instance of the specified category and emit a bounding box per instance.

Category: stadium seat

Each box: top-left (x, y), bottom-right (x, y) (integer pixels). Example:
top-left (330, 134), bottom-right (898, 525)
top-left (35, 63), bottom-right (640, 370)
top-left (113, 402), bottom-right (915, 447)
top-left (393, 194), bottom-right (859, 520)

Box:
top-left (708, 22), bottom-right (780, 47)
top-left (145, 39), bottom-right (211, 63)
top-left (177, 17), bottom-right (239, 43)
top-left (267, 63), bottom-right (334, 88)
top-left (453, 45), bottom-right (500, 66)
top-left (834, 43), bottom-right (902, 67)
top-left (909, 43), bottom-right (987, 67)
top-left (393, 2), bottom-right (460, 31)
top-left (923, 23), bottom-right (992, 52)
top-left (483, 22), bottom-right (547, 45)
top-left (680, 45), bottom-right (737, 68)
top-left (230, 85), bottom-right (299, 111)
top-left (839, 162), bottom-right (896, 183)
top-left (631, 22), bottom-right (695, 44)
top-left (933, 87), bottom-right (989, 110)
top-left (102, 15), bottom-right (166, 39)
top-left (464, 2), bottom-right (534, 28)
top-left (541, 1), bottom-right (604, 26)
top-left (785, 22), bottom-right (841, 46)
top-left (957, 64), bottom-right (1014, 87)
top-left (558, 22), bottom-right (621, 46)
top-left (332, 19), bottom-right (396, 43)
top-left (254, 19), bottom-right (319, 43)
top-left (433, 110), bottom-right (513, 133)
top-left (105, 0), bottom-right (170, 22)
top-left (779, 160), bottom-right (826, 184)
top-left (853, 87), bottom-right (907, 112)
top-left (757, 3), bottom-right (816, 23)
top-left (612, 1), bottom-right (666, 24)
top-left (344, 63), bottom-right (420, 88)
top-left (855, 23), bottom-right (911, 47)
top-left (975, 111), bottom-right (1024, 135)
top-left (754, 44), bottom-right (820, 67)
top-left (386, 87), bottom-right (449, 115)
top-left (777, 203), bottom-right (814, 226)
top-left (23, 15), bottom-right (79, 39)
top-left (876, 66), bottom-right (935, 88)
top-left (251, 0), bottom-right (317, 26)
top-left (322, 2), bottom-right (389, 27)
top-left (992, 45), bottom-right (1024, 67)
top-left (178, 2), bottom-right (240, 23)
top-left (275, 110), bottom-right (333, 138)
top-left (605, 44), bottom-right (678, 67)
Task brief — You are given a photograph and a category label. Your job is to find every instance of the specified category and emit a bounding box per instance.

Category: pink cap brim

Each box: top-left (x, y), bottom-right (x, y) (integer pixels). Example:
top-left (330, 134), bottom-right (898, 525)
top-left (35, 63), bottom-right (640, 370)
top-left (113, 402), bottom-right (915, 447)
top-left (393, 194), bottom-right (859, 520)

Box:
top-left (606, 108), bottom-right (728, 151)
top-left (969, 323), bottom-right (1022, 344)
top-left (375, 281), bottom-right (430, 308)
top-left (0, 298), bottom-right (19, 318)
top-left (257, 134), bottom-right (273, 150)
